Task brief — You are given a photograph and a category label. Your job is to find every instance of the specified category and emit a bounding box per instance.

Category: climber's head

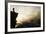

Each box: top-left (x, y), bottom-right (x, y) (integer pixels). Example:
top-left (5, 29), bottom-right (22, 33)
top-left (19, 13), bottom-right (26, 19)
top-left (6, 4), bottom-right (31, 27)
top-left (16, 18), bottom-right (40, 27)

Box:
top-left (13, 8), bottom-right (15, 12)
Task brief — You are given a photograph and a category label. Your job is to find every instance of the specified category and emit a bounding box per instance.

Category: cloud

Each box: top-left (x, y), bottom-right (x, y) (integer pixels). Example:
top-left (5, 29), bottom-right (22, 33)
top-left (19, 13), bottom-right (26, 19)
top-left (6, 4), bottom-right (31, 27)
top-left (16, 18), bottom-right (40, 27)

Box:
top-left (10, 5), bottom-right (41, 24)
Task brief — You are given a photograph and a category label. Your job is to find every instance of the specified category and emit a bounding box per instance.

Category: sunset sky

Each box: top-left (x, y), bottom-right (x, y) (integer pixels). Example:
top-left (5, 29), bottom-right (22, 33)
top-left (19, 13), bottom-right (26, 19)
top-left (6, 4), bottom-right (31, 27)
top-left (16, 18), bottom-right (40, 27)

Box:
top-left (10, 5), bottom-right (41, 24)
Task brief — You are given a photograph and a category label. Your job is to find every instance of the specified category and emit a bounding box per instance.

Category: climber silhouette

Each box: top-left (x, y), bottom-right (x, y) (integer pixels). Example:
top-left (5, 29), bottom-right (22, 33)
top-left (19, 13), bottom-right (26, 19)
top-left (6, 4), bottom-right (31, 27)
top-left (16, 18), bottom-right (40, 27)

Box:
top-left (10, 8), bottom-right (18, 28)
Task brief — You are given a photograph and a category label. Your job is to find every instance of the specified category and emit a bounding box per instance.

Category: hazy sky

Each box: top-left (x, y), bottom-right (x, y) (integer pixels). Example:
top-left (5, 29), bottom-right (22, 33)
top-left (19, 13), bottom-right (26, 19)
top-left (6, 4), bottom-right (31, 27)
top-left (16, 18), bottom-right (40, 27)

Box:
top-left (10, 5), bottom-right (41, 24)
